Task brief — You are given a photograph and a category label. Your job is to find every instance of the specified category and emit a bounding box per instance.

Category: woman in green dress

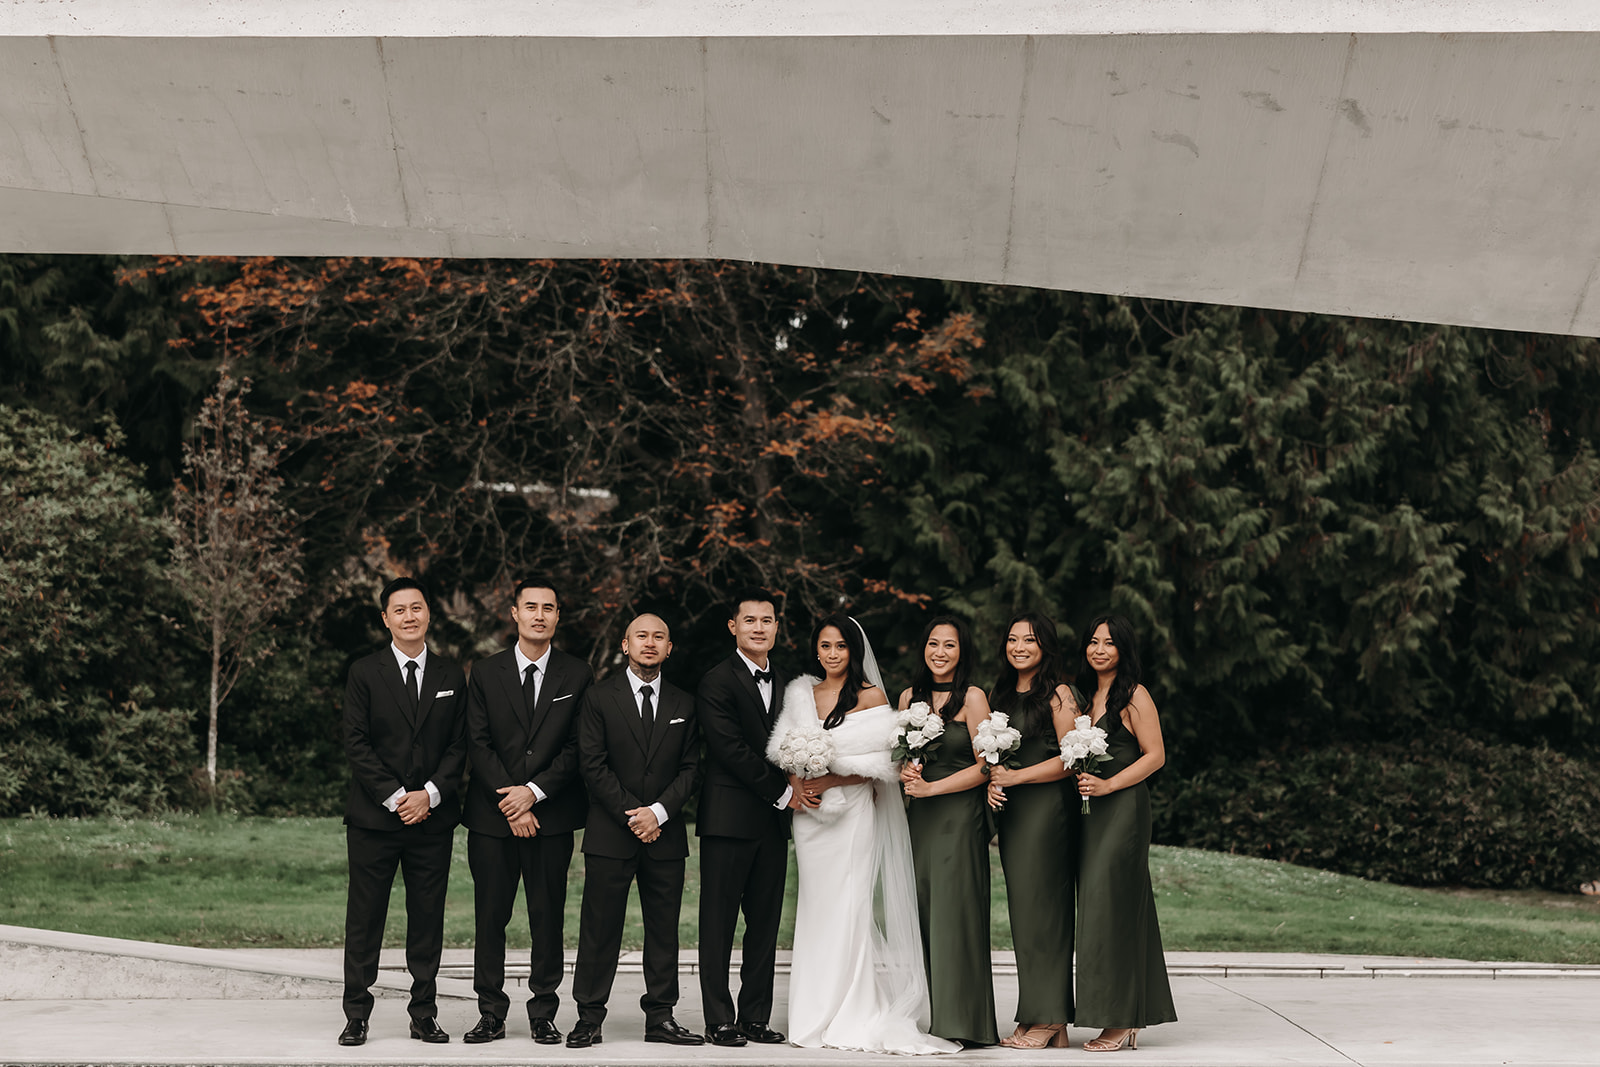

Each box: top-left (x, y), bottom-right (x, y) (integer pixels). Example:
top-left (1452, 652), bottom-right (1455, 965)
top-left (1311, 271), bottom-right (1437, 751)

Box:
top-left (986, 612), bottom-right (1079, 1049)
top-left (1073, 615), bottom-right (1177, 1052)
top-left (898, 615), bottom-right (998, 1047)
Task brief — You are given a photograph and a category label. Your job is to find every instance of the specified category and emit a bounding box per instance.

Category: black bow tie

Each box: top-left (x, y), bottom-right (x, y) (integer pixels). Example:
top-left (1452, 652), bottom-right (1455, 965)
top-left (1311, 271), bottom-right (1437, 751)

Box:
top-left (753, 669), bottom-right (773, 684)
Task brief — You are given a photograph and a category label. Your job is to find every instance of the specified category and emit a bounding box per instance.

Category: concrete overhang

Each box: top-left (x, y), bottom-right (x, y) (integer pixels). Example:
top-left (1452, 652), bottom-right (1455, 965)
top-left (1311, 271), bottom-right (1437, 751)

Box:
top-left (3, 2), bottom-right (1599, 334)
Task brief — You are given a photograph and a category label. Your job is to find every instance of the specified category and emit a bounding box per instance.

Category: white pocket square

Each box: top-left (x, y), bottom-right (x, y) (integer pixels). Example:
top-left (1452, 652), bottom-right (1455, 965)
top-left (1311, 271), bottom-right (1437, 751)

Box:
top-left (435, 689), bottom-right (455, 698)
top-left (553, 693), bottom-right (574, 702)
top-left (669, 718), bottom-right (686, 725)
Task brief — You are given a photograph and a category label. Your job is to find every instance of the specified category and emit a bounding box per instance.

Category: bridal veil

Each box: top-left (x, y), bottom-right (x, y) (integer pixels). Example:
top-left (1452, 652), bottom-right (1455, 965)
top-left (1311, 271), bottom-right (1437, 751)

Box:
top-left (850, 618), bottom-right (951, 1050)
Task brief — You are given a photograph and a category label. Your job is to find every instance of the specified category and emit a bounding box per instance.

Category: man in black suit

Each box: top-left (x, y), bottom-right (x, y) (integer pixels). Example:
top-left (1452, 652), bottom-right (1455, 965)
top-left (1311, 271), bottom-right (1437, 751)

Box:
top-left (566, 613), bottom-right (704, 1049)
top-left (461, 578), bottom-right (593, 1045)
top-left (339, 576), bottom-right (467, 1047)
top-left (696, 587), bottom-right (816, 1047)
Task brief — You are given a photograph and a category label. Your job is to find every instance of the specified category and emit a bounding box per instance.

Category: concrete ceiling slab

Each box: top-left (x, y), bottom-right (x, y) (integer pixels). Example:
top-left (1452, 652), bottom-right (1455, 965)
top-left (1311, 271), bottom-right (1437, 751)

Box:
top-left (3, 2), bottom-right (1600, 334)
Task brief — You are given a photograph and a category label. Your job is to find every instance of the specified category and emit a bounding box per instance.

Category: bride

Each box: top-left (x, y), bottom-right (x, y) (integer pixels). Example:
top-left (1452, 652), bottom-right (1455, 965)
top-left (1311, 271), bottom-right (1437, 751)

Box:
top-left (767, 613), bottom-right (959, 1055)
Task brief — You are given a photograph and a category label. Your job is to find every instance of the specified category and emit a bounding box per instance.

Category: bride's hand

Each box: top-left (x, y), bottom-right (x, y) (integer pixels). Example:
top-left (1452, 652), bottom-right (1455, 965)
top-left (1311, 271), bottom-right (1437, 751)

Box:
top-left (788, 774), bottom-right (821, 809)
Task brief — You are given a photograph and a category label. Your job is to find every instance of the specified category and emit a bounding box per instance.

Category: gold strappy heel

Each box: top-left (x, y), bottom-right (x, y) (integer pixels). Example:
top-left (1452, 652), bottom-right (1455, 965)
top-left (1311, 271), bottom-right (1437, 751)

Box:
top-left (1082, 1028), bottom-right (1138, 1052)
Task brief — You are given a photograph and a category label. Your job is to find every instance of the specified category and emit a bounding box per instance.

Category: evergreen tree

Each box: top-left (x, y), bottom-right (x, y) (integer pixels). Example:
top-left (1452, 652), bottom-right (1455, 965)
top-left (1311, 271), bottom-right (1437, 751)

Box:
top-left (862, 292), bottom-right (1600, 765)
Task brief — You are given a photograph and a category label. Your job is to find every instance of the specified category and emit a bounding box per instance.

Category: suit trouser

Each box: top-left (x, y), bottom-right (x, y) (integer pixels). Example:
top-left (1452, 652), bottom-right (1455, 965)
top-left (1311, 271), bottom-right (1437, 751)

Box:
top-left (572, 850), bottom-right (686, 1026)
top-left (343, 823), bottom-right (453, 1022)
top-left (697, 830), bottom-right (787, 1027)
top-left (468, 828), bottom-right (574, 1022)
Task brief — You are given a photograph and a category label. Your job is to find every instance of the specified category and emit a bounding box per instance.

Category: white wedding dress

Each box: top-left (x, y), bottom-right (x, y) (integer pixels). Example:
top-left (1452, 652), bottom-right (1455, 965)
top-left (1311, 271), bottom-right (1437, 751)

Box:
top-left (770, 677), bottom-right (959, 1055)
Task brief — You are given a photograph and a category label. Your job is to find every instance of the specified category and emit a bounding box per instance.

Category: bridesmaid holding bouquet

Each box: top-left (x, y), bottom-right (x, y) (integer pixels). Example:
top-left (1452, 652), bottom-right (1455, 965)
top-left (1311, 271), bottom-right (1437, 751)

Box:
top-left (898, 615), bottom-right (999, 1047)
top-left (985, 612), bottom-right (1079, 1049)
top-left (1072, 615), bottom-right (1176, 1052)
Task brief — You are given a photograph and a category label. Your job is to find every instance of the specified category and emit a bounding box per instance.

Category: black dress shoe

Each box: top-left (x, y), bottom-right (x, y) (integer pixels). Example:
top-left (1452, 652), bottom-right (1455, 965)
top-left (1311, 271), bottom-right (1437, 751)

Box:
top-left (645, 1017), bottom-right (706, 1045)
top-left (531, 1018), bottom-right (563, 1045)
top-left (463, 1015), bottom-right (505, 1043)
top-left (566, 1021), bottom-right (603, 1048)
top-left (337, 1019), bottom-right (368, 1046)
top-left (409, 1017), bottom-right (450, 1043)
top-left (706, 1022), bottom-right (747, 1047)
top-left (738, 1021), bottom-right (787, 1044)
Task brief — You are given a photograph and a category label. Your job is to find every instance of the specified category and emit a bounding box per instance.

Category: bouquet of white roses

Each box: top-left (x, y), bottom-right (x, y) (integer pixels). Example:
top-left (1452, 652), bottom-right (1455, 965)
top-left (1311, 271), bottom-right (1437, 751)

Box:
top-left (973, 710), bottom-right (1025, 809)
top-left (1059, 714), bottom-right (1112, 813)
top-left (972, 711), bottom-right (1024, 770)
top-left (890, 701), bottom-right (945, 764)
top-left (771, 723), bottom-right (836, 779)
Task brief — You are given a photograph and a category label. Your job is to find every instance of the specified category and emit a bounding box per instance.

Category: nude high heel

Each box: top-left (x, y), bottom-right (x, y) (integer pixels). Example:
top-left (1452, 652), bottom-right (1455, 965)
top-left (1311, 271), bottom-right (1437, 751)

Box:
top-left (1004, 1024), bottom-right (1068, 1049)
top-left (1082, 1028), bottom-right (1138, 1052)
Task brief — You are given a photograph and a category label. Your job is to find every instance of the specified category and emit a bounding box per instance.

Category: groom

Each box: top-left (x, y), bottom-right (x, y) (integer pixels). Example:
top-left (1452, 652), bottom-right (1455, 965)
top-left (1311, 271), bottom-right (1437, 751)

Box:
top-left (696, 587), bottom-right (813, 1047)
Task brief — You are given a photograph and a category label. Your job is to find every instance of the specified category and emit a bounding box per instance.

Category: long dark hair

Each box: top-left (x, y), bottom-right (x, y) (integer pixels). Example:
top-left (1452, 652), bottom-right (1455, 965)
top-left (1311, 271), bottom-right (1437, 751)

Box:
top-left (807, 613), bottom-right (871, 729)
top-left (910, 615), bottom-right (974, 714)
top-left (991, 612), bottom-right (1065, 741)
top-left (1076, 614), bottom-right (1142, 723)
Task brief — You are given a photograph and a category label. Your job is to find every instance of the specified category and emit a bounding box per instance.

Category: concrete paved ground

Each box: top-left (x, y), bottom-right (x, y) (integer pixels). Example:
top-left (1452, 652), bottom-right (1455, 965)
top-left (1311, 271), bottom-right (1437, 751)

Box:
top-left (2, 927), bottom-right (1598, 1066)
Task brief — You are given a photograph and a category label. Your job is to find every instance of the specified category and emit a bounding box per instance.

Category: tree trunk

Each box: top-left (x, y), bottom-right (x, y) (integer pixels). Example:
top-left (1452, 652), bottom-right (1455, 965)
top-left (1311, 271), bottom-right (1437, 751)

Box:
top-left (207, 619), bottom-right (221, 793)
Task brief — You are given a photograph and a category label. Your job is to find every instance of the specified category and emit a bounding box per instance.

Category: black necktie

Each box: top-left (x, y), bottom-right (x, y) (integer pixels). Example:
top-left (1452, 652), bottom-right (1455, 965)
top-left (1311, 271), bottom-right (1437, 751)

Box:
top-left (640, 684), bottom-right (655, 743)
top-left (404, 660), bottom-right (420, 712)
top-left (523, 662), bottom-right (539, 715)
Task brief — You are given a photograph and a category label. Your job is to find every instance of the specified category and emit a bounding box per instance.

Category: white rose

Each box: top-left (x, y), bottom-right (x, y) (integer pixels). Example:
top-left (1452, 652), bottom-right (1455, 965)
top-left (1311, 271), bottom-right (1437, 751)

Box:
top-left (906, 729), bottom-right (926, 748)
top-left (990, 711), bottom-right (1009, 729)
top-left (1088, 736), bottom-right (1109, 756)
top-left (1074, 714), bottom-right (1092, 732)
top-left (922, 716), bottom-right (945, 739)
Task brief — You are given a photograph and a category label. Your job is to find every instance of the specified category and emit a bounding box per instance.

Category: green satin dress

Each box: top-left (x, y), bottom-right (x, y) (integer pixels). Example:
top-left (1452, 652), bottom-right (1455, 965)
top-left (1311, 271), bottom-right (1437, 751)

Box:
top-left (995, 731), bottom-right (1076, 1025)
top-left (907, 716), bottom-right (999, 1046)
top-left (1074, 708), bottom-right (1177, 1029)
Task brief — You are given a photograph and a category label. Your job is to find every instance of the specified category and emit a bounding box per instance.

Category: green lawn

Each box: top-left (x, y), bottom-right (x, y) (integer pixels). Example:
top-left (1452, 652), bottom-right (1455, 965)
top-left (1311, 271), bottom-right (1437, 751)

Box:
top-left (3, 815), bottom-right (1598, 962)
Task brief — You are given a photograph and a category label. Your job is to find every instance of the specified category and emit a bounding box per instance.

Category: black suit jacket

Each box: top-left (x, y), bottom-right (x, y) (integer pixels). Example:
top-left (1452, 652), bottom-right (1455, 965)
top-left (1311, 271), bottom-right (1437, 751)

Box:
top-left (578, 671), bottom-right (700, 861)
top-left (464, 645), bottom-right (594, 837)
top-left (342, 647), bottom-right (468, 834)
top-left (694, 654), bottom-right (790, 839)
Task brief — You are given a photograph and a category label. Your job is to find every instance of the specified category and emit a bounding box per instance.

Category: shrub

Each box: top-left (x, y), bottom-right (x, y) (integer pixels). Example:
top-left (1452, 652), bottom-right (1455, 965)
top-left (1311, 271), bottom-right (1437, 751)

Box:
top-left (0, 407), bottom-right (197, 814)
top-left (1156, 734), bottom-right (1600, 890)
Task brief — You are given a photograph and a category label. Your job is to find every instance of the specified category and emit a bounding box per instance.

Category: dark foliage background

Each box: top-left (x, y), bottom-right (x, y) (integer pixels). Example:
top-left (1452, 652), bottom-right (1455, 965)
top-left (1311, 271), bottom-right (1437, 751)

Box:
top-left (1160, 735), bottom-right (1600, 890)
top-left (4, 253), bottom-right (1599, 887)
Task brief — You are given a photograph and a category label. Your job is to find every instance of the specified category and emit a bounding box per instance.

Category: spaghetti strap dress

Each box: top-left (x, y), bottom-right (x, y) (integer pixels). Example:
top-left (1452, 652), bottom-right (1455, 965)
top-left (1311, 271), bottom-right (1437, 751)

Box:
top-left (995, 731), bottom-right (1076, 1024)
top-left (1074, 708), bottom-right (1177, 1029)
top-left (906, 717), bottom-right (999, 1045)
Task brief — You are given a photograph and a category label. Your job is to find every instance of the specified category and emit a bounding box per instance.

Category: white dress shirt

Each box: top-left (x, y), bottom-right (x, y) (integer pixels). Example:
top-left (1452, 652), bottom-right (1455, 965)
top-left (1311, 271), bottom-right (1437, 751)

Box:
top-left (735, 648), bottom-right (792, 810)
top-left (384, 643), bottom-right (441, 812)
top-left (514, 642), bottom-right (554, 802)
top-left (625, 668), bottom-right (673, 827)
